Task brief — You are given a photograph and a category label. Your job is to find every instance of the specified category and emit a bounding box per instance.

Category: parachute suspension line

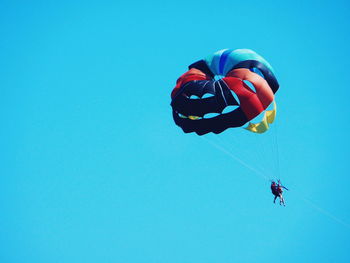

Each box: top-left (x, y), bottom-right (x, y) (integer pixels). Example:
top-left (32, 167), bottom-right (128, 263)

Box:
top-left (272, 101), bottom-right (280, 178)
top-left (232, 131), bottom-right (270, 177)
top-left (262, 102), bottom-right (278, 179)
top-left (273, 120), bottom-right (281, 179)
top-left (237, 101), bottom-right (278, 179)
top-left (237, 129), bottom-right (274, 180)
top-left (263, 111), bottom-right (279, 180)
top-left (245, 132), bottom-right (270, 177)
top-left (256, 133), bottom-right (273, 176)
top-left (270, 125), bottom-right (280, 179)
top-left (264, 128), bottom-right (276, 179)
top-left (200, 136), bottom-right (269, 181)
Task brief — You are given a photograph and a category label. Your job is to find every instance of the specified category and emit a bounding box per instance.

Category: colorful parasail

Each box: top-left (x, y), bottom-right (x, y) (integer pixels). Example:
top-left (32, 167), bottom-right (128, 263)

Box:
top-left (170, 49), bottom-right (279, 135)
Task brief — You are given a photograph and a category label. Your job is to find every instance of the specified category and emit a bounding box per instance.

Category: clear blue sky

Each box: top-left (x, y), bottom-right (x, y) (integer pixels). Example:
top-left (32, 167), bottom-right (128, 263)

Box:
top-left (1, 1), bottom-right (350, 262)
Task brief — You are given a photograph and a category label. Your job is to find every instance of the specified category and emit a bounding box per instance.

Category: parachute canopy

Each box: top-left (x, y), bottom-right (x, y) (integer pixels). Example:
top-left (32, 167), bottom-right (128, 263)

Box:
top-left (170, 49), bottom-right (279, 135)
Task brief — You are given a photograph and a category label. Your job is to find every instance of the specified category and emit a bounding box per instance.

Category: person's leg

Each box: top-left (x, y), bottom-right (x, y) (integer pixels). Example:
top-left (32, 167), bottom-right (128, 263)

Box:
top-left (274, 195), bottom-right (277, 203)
top-left (280, 194), bottom-right (285, 206)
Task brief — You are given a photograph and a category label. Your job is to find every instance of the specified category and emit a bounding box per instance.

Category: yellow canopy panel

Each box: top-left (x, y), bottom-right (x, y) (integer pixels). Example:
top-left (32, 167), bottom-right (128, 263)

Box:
top-left (245, 101), bottom-right (277, 134)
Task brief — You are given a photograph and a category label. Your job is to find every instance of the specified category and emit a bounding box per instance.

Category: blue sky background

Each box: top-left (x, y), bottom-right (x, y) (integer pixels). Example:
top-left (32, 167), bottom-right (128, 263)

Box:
top-left (1, 1), bottom-right (350, 262)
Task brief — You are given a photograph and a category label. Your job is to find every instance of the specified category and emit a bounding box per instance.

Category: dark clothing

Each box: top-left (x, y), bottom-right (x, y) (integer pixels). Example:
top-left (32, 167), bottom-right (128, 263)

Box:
top-left (271, 183), bottom-right (279, 196)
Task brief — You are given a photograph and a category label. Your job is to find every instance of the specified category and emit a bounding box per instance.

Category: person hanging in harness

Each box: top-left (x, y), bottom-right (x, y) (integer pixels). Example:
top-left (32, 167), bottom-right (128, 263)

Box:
top-left (271, 180), bottom-right (288, 206)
